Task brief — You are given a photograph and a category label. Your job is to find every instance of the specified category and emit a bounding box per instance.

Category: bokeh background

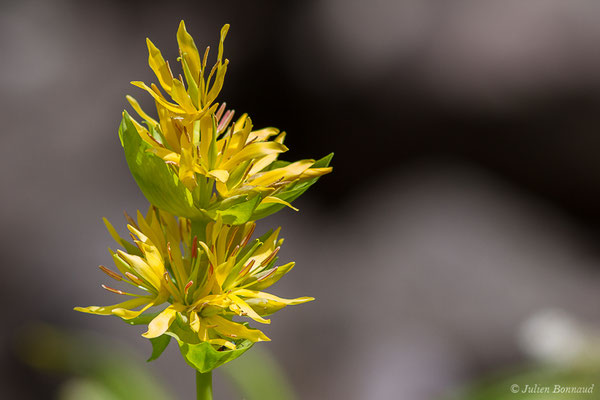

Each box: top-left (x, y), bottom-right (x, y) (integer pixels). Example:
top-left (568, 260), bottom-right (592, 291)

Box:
top-left (2, 0), bottom-right (600, 399)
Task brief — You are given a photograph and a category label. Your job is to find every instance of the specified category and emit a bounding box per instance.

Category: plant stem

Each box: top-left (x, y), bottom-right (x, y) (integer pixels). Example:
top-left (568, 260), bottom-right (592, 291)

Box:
top-left (196, 370), bottom-right (213, 400)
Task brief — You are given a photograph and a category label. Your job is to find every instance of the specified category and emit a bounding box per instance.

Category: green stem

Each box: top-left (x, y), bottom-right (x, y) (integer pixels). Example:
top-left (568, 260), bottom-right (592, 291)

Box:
top-left (196, 370), bottom-right (213, 400)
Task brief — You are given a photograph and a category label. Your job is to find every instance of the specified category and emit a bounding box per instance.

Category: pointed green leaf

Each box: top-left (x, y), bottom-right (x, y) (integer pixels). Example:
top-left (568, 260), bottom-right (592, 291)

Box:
top-left (208, 194), bottom-right (262, 225)
top-left (147, 335), bottom-right (171, 362)
top-left (119, 111), bottom-right (207, 220)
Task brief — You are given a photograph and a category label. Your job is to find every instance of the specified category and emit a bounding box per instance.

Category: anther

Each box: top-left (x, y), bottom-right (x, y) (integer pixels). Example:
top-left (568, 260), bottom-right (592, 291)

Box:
top-left (239, 259), bottom-right (255, 276)
top-left (215, 102), bottom-right (226, 122)
top-left (226, 227), bottom-right (239, 254)
top-left (258, 267), bottom-right (278, 282)
top-left (125, 272), bottom-right (143, 284)
top-left (191, 236), bottom-right (198, 258)
top-left (102, 284), bottom-right (126, 295)
top-left (260, 247), bottom-right (280, 267)
top-left (241, 224), bottom-right (256, 248)
top-left (99, 265), bottom-right (122, 281)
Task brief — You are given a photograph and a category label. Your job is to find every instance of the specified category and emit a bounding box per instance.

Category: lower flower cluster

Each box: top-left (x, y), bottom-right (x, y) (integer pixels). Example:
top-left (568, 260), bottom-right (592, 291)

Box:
top-left (75, 207), bottom-right (312, 350)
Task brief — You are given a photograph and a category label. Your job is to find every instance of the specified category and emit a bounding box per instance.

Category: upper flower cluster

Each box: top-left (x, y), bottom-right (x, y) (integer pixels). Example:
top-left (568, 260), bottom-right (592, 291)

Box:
top-left (123, 21), bottom-right (332, 224)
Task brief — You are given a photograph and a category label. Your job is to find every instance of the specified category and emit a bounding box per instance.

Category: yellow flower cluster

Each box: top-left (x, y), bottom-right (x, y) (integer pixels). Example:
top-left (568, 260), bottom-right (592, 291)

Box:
top-left (76, 207), bottom-right (310, 349)
top-left (127, 21), bottom-right (331, 209)
top-left (76, 22), bottom-right (331, 374)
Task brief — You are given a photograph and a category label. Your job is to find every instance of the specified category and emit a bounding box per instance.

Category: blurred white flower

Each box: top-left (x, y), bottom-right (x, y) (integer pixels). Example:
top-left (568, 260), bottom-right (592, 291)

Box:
top-left (518, 309), bottom-right (586, 366)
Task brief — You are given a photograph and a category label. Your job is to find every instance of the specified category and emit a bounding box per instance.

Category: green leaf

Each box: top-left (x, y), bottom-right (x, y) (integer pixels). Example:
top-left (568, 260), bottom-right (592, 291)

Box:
top-left (178, 339), bottom-right (254, 373)
top-left (119, 111), bottom-right (207, 220)
top-left (165, 318), bottom-right (254, 372)
top-left (251, 153), bottom-right (333, 220)
top-left (147, 335), bottom-right (171, 362)
top-left (208, 194), bottom-right (262, 225)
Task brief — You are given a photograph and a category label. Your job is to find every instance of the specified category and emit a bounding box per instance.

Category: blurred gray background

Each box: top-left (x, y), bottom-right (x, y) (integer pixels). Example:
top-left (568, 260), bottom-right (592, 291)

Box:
top-left (2, 0), bottom-right (600, 399)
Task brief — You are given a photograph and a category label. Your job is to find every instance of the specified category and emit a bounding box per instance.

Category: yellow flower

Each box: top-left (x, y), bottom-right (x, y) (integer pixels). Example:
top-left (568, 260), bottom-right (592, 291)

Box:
top-left (126, 21), bottom-right (331, 212)
top-left (75, 207), bottom-right (312, 350)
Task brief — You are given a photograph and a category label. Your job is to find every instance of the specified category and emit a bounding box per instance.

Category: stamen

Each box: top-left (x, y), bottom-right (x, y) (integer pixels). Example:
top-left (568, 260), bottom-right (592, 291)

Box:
top-left (260, 246), bottom-right (280, 267)
top-left (226, 226), bottom-right (240, 255)
top-left (257, 267), bottom-right (278, 282)
top-left (191, 236), bottom-right (198, 258)
top-left (230, 244), bottom-right (240, 257)
top-left (215, 102), bottom-right (226, 122)
top-left (202, 46), bottom-right (210, 70)
top-left (125, 272), bottom-right (143, 284)
top-left (241, 224), bottom-right (256, 248)
top-left (270, 176), bottom-right (285, 188)
top-left (165, 60), bottom-right (174, 79)
top-left (145, 132), bottom-right (162, 147)
top-left (239, 259), bottom-right (255, 276)
top-left (102, 284), bottom-right (126, 295)
top-left (184, 280), bottom-right (194, 295)
top-left (129, 233), bottom-right (142, 251)
top-left (164, 271), bottom-right (171, 282)
top-left (217, 110), bottom-right (234, 134)
top-left (99, 265), bottom-right (122, 281)
top-left (165, 160), bottom-right (178, 166)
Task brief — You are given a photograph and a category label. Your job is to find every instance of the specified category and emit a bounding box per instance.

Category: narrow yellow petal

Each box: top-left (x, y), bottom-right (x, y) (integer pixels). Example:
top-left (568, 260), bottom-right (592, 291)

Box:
top-left (247, 127), bottom-right (279, 143)
top-left (221, 142), bottom-right (288, 171)
top-left (179, 139), bottom-right (197, 190)
top-left (247, 153), bottom-right (278, 176)
top-left (229, 293), bottom-right (270, 324)
top-left (103, 217), bottom-right (126, 247)
top-left (299, 167), bottom-right (333, 180)
top-left (146, 38), bottom-right (173, 92)
top-left (170, 78), bottom-right (197, 113)
top-left (117, 250), bottom-right (162, 290)
top-left (131, 81), bottom-right (184, 114)
top-left (74, 296), bottom-right (152, 317)
top-left (142, 306), bottom-right (178, 338)
top-left (233, 288), bottom-right (314, 305)
top-left (205, 315), bottom-right (270, 342)
top-left (261, 196), bottom-right (299, 212)
top-left (126, 95), bottom-right (158, 126)
top-left (208, 169), bottom-right (229, 183)
top-left (137, 242), bottom-right (165, 278)
top-left (148, 148), bottom-right (180, 164)
top-left (248, 159), bottom-right (314, 187)
top-left (208, 338), bottom-right (236, 350)
top-left (177, 20), bottom-right (201, 83)
top-left (199, 114), bottom-right (215, 168)
top-left (217, 24), bottom-right (230, 62)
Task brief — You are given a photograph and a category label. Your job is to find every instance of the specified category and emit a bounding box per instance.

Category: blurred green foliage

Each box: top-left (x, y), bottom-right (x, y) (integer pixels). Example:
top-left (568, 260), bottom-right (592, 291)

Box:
top-left (15, 323), bottom-right (297, 399)
top-left (16, 323), bottom-right (173, 400)
top-left (445, 363), bottom-right (600, 400)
